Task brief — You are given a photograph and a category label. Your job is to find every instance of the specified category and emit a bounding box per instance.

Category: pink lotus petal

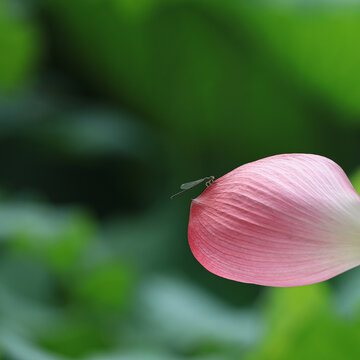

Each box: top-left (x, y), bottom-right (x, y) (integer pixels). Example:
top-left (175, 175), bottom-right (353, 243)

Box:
top-left (188, 154), bottom-right (360, 287)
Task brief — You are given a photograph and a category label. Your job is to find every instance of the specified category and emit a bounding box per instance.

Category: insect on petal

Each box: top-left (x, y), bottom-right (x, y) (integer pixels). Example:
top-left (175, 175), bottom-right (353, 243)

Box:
top-left (188, 154), bottom-right (360, 287)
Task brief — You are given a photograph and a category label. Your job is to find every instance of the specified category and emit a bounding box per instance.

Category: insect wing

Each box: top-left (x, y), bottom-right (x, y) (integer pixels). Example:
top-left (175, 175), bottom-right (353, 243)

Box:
top-left (180, 178), bottom-right (207, 190)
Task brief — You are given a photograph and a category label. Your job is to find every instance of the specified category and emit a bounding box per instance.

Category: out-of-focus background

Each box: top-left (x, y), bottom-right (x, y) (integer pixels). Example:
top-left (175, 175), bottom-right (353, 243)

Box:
top-left (1, 0), bottom-right (360, 359)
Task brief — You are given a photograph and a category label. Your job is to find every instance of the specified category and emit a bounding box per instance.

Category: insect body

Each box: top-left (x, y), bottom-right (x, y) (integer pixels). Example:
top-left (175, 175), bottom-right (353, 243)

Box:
top-left (170, 176), bottom-right (215, 199)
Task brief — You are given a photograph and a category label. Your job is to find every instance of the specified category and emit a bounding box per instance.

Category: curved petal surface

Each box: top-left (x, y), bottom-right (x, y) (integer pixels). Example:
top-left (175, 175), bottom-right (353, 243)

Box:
top-left (188, 154), bottom-right (360, 287)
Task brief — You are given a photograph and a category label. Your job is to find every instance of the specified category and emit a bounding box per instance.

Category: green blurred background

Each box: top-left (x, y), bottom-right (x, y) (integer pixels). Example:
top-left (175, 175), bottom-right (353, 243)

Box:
top-left (1, 0), bottom-right (360, 359)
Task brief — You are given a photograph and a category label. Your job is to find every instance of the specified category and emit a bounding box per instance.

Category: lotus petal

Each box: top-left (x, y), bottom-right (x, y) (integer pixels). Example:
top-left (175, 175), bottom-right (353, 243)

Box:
top-left (188, 154), bottom-right (360, 287)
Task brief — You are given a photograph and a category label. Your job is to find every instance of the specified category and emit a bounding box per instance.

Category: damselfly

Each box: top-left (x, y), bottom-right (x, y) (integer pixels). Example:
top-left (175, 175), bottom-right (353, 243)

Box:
top-left (170, 176), bottom-right (215, 199)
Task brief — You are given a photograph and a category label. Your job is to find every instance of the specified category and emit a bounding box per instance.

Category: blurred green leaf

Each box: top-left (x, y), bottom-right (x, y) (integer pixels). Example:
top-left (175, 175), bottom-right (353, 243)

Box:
top-left (71, 260), bottom-right (134, 313)
top-left (134, 275), bottom-right (262, 352)
top-left (0, 91), bottom-right (152, 160)
top-left (351, 167), bottom-right (360, 194)
top-left (86, 351), bottom-right (223, 360)
top-left (0, 329), bottom-right (69, 360)
top-left (334, 267), bottom-right (360, 318)
top-left (0, 202), bottom-right (95, 275)
top-left (45, 0), bottom-right (319, 157)
top-left (245, 285), bottom-right (360, 360)
top-left (37, 315), bottom-right (112, 359)
top-left (0, 254), bottom-right (56, 302)
top-left (100, 206), bottom-right (185, 272)
top-left (0, 284), bottom-right (62, 337)
top-left (0, 0), bottom-right (40, 92)
top-left (40, 108), bottom-right (149, 159)
top-left (241, 1), bottom-right (360, 121)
